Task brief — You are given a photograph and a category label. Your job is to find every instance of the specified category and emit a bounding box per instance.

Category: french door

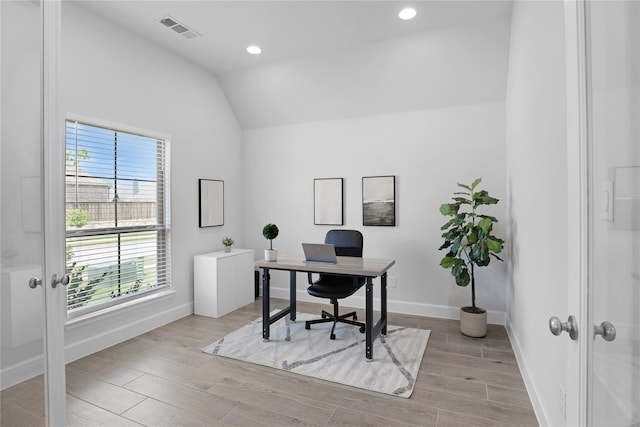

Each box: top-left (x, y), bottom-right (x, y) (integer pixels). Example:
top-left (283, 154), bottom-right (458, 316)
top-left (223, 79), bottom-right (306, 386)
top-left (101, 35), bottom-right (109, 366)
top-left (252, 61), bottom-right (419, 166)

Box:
top-left (584, 1), bottom-right (639, 425)
top-left (1, 1), bottom-right (66, 425)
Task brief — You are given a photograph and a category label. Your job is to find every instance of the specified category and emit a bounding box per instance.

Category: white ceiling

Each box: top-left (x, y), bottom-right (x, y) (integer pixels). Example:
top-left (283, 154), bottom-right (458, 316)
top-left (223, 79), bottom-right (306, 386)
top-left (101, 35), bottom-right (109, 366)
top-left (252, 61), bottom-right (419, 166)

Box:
top-left (79, 0), bottom-right (514, 76)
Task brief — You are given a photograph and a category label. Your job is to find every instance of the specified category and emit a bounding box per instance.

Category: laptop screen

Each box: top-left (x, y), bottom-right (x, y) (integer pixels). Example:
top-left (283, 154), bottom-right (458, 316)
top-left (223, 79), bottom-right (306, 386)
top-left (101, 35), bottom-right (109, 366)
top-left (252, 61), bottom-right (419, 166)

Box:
top-left (302, 243), bottom-right (337, 263)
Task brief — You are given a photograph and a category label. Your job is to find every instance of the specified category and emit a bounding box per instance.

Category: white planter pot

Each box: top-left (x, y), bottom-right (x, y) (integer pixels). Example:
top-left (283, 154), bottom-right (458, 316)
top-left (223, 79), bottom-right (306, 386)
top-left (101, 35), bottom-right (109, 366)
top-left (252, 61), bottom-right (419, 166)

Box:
top-left (459, 306), bottom-right (487, 337)
top-left (264, 249), bottom-right (278, 262)
top-left (224, 246), bottom-right (231, 253)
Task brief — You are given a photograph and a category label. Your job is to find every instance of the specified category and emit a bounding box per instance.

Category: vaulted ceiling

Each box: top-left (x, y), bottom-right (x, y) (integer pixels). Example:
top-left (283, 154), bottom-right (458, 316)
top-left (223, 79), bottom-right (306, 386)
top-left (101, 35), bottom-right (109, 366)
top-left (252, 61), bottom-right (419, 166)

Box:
top-left (80, 1), bottom-right (513, 75)
top-left (76, 1), bottom-right (514, 129)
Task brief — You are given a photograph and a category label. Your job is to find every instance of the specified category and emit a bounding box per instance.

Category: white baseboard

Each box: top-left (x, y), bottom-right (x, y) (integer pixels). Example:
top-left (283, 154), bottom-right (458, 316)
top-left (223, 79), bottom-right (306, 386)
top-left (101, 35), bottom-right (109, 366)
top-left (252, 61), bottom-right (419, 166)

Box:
top-left (505, 316), bottom-right (545, 427)
top-left (267, 286), bottom-right (506, 325)
top-left (0, 302), bottom-right (193, 390)
top-left (0, 353), bottom-right (45, 391)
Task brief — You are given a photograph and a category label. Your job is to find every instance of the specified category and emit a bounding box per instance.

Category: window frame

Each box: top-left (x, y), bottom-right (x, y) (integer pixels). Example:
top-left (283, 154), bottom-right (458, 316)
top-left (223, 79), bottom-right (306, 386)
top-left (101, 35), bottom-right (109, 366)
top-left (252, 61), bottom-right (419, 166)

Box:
top-left (64, 114), bottom-right (171, 318)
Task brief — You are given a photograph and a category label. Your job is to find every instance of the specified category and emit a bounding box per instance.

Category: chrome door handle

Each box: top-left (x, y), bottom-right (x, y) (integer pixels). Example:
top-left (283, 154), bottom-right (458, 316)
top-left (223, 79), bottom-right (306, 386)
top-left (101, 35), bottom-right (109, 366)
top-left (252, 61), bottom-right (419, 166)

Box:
top-left (51, 273), bottom-right (69, 288)
top-left (28, 277), bottom-right (42, 289)
top-left (594, 321), bottom-right (616, 342)
top-left (549, 315), bottom-right (579, 340)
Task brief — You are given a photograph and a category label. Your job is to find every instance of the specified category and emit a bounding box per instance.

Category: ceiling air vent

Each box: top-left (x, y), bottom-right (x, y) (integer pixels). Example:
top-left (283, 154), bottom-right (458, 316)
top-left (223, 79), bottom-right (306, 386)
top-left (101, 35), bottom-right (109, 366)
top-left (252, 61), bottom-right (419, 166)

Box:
top-left (157, 16), bottom-right (201, 39)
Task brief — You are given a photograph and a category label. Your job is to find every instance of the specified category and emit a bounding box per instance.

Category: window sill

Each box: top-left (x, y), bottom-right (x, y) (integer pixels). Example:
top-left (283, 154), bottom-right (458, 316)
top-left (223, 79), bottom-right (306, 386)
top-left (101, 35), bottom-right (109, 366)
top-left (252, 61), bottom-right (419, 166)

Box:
top-left (65, 288), bottom-right (176, 328)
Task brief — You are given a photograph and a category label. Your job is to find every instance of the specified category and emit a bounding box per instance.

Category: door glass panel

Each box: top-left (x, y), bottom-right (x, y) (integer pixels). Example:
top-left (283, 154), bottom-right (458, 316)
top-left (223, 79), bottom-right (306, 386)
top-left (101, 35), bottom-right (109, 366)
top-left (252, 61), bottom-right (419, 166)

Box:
top-left (0, 1), bottom-right (47, 425)
top-left (588, 1), bottom-right (640, 425)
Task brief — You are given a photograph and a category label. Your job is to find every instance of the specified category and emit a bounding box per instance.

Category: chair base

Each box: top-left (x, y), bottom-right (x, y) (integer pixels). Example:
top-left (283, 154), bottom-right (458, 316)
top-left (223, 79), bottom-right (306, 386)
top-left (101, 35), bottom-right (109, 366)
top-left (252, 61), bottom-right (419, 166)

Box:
top-left (305, 301), bottom-right (366, 340)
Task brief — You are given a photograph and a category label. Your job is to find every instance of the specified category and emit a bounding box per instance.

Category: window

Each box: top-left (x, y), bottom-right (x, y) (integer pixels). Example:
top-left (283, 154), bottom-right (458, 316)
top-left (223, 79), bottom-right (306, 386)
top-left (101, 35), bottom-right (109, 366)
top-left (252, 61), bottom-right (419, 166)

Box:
top-left (65, 119), bottom-right (171, 316)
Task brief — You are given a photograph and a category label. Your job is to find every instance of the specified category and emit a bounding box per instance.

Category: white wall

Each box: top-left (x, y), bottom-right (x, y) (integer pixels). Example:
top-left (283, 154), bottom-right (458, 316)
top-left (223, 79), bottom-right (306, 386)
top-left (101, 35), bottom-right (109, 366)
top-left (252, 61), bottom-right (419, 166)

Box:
top-left (505, 2), bottom-right (568, 425)
top-left (241, 18), bottom-right (511, 322)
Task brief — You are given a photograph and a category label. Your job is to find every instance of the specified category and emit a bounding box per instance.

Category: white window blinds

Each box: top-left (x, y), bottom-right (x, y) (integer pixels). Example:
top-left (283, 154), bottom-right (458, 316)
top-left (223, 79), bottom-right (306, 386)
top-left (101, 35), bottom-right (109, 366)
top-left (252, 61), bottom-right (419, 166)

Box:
top-left (65, 120), bottom-right (171, 316)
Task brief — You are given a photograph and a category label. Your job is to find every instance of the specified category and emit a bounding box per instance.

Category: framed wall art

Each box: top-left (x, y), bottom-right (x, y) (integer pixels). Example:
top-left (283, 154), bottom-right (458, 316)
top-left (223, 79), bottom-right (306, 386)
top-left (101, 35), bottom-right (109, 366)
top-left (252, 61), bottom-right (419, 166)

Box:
top-left (362, 175), bottom-right (395, 226)
top-left (199, 179), bottom-right (224, 227)
top-left (314, 178), bottom-right (344, 225)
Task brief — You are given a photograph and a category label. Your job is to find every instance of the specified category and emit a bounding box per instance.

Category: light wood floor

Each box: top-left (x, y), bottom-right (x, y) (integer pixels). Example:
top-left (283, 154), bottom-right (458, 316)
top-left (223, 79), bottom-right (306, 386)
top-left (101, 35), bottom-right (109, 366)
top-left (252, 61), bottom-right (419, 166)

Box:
top-left (1, 299), bottom-right (538, 426)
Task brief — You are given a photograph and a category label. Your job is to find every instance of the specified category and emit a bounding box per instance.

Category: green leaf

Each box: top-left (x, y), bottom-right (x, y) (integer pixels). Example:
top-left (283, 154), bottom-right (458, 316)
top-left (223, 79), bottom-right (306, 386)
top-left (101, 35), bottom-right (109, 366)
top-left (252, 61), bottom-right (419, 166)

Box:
top-left (453, 192), bottom-right (471, 198)
top-left (438, 241), bottom-right (452, 251)
top-left (478, 217), bottom-right (493, 235)
top-left (442, 214), bottom-right (467, 231)
top-left (467, 228), bottom-right (478, 244)
top-left (456, 269), bottom-right (470, 287)
top-left (470, 178), bottom-right (482, 190)
top-left (450, 237), bottom-right (462, 255)
top-left (457, 182), bottom-right (472, 191)
top-left (477, 214), bottom-right (498, 223)
top-left (486, 237), bottom-right (503, 253)
top-left (470, 241), bottom-right (490, 266)
top-left (440, 216), bottom-right (460, 230)
top-left (473, 190), bottom-right (499, 206)
top-left (452, 260), bottom-right (470, 287)
top-left (439, 203), bottom-right (460, 216)
top-left (440, 256), bottom-right (456, 268)
top-left (453, 197), bottom-right (472, 204)
top-left (441, 228), bottom-right (462, 241)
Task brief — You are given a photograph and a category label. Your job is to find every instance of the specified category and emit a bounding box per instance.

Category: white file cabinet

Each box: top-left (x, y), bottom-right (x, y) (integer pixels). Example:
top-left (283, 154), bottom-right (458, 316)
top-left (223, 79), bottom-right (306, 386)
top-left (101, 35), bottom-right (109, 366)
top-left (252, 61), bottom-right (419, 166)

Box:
top-left (194, 249), bottom-right (255, 318)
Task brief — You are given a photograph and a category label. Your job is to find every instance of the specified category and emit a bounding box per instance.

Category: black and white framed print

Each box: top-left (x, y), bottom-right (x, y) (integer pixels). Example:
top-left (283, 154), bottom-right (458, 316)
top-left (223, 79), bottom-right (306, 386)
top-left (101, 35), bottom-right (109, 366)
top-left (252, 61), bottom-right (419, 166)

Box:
top-left (199, 179), bottom-right (224, 227)
top-left (314, 178), bottom-right (344, 225)
top-left (362, 175), bottom-right (396, 226)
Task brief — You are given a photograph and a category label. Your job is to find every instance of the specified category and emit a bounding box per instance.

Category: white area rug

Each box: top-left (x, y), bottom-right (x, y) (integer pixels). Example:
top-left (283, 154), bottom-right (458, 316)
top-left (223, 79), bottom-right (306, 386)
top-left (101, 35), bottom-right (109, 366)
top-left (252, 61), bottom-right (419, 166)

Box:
top-left (202, 312), bottom-right (430, 398)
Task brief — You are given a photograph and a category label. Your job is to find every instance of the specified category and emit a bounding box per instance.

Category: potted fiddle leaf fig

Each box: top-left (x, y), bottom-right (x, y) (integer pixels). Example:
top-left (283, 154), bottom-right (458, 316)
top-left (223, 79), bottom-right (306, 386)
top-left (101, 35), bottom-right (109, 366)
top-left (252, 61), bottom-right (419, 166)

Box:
top-left (439, 178), bottom-right (504, 337)
top-left (262, 223), bottom-right (279, 261)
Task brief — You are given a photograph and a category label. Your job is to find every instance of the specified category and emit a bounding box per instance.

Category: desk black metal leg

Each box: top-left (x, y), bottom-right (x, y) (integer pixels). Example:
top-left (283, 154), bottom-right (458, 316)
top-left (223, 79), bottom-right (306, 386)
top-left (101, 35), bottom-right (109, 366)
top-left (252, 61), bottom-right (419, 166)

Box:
top-left (381, 272), bottom-right (388, 335)
top-left (290, 271), bottom-right (297, 322)
top-left (262, 268), bottom-right (270, 341)
top-left (365, 277), bottom-right (374, 361)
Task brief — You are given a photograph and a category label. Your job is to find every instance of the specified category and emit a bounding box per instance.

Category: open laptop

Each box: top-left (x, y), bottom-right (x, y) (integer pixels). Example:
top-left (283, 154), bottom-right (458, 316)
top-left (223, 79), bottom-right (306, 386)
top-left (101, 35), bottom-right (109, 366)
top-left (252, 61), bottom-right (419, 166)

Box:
top-left (302, 243), bottom-right (338, 264)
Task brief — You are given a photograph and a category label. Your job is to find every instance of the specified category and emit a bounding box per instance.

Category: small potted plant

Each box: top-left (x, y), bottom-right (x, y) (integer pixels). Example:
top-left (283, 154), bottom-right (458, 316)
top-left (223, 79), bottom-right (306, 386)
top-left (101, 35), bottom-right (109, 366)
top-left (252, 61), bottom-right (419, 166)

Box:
top-left (222, 236), bottom-right (234, 253)
top-left (262, 223), bottom-right (279, 261)
top-left (438, 178), bottom-right (504, 337)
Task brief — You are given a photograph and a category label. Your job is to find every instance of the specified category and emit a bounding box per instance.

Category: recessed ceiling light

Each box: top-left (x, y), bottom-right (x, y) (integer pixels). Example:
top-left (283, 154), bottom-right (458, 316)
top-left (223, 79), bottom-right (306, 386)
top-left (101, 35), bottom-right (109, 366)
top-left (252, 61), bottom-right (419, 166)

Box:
top-left (399, 8), bottom-right (417, 20)
top-left (247, 45), bottom-right (262, 55)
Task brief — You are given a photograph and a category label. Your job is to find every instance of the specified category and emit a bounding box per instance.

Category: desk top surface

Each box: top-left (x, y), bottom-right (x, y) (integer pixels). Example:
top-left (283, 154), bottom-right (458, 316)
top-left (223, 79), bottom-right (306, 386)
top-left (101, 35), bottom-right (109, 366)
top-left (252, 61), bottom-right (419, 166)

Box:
top-left (255, 255), bottom-right (395, 277)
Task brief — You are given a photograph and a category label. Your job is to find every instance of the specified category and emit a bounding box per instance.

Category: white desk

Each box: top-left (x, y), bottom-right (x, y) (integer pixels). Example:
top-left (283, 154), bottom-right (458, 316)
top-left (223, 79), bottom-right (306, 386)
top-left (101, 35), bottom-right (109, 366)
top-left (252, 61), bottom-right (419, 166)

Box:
top-left (255, 254), bottom-right (395, 360)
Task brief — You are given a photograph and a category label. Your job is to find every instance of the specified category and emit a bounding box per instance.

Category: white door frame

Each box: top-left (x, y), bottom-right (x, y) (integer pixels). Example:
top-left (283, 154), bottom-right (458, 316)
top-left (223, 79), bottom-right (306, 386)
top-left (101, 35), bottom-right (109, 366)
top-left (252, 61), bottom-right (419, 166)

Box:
top-left (42, 1), bottom-right (66, 425)
top-left (563, 0), bottom-right (590, 425)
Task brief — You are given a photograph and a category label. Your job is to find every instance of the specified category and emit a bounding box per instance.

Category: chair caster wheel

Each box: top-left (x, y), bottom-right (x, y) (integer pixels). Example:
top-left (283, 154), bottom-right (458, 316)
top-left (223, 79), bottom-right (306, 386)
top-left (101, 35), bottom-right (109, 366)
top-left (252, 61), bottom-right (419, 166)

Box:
top-left (359, 326), bottom-right (365, 333)
top-left (353, 315), bottom-right (358, 321)
top-left (321, 313), bottom-right (327, 319)
top-left (330, 334), bottom-right (336, 340)
top-left (305, 323), bottom-right (310, 330)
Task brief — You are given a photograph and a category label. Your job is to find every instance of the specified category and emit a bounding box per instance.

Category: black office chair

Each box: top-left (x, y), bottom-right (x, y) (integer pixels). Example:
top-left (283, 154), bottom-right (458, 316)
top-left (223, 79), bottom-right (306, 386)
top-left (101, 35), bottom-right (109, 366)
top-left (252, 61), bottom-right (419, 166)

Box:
top-left (305, 229), bottom-right (366, 340)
